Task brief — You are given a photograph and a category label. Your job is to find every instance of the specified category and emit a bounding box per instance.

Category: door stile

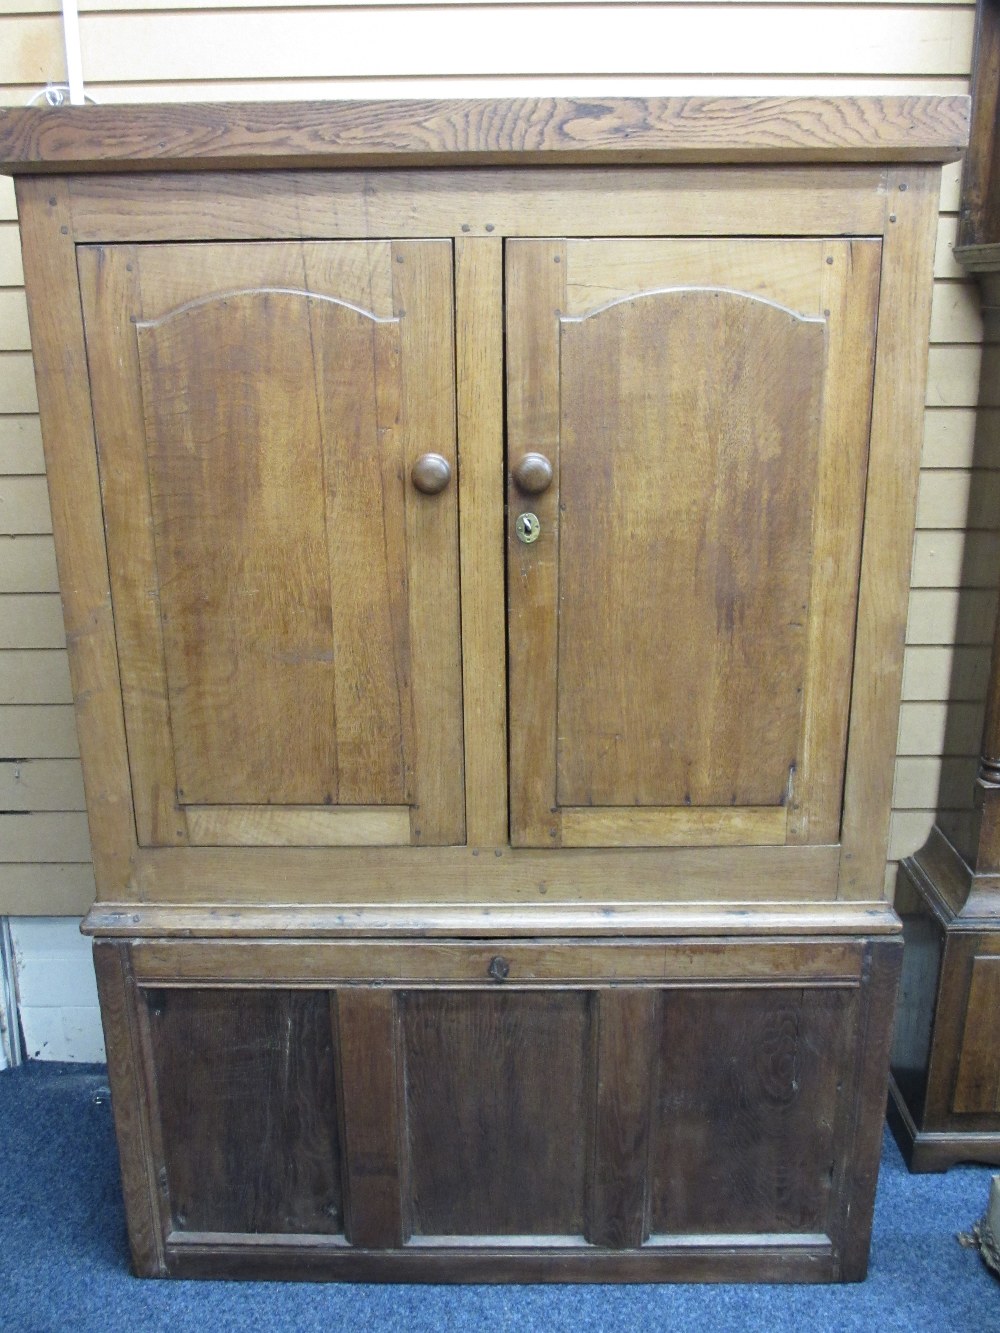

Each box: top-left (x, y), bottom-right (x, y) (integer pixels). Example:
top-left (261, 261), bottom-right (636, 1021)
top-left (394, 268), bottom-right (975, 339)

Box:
top-left (507, 239), bottom-right (566, 847)
top-left (394, 240), bottom-right (466, 846)
top-left (786, 240), bottom-right (882, 846)
top-left (454, 236), bottom-right (508, 847)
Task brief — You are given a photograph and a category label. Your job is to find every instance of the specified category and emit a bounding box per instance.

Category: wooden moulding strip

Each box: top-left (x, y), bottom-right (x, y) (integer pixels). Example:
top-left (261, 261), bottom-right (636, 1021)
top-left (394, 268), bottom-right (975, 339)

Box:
top-left (82, 901), bottom-right (901, 941)
top-left (0, 98), bottom-right (969, 174)
top-left (162, 1235), bottom-right (834, 1283)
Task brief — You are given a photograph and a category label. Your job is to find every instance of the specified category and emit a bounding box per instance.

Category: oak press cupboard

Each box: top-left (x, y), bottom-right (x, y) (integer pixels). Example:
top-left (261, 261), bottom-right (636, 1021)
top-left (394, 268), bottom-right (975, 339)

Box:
top-left (0, 98), bottom-right (969, 1283)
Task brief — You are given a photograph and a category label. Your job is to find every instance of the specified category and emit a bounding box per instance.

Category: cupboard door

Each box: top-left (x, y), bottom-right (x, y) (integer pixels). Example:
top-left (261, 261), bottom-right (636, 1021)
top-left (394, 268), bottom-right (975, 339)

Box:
top-left (79, 241), bottom-right (464, 848)
top-left (507, 238), bottom-right (880, 848)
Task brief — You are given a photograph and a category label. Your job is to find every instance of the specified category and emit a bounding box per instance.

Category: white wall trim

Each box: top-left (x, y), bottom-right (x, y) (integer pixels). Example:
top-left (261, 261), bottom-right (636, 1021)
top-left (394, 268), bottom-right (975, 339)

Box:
top-left (0, 918), bottom-right (24, 1069)
top-left (10, 919), bottom-right (105, 1063)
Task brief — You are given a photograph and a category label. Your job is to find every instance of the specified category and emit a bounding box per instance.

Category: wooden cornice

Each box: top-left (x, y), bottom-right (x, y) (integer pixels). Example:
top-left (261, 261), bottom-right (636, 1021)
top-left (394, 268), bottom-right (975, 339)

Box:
top-left (0, 96), bottom-right (970, 175)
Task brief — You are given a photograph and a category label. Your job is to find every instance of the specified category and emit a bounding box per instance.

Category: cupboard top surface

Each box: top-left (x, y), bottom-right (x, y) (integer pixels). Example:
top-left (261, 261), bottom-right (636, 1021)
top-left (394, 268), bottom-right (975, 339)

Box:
top-left (0, 96), bottom-right (969, 175)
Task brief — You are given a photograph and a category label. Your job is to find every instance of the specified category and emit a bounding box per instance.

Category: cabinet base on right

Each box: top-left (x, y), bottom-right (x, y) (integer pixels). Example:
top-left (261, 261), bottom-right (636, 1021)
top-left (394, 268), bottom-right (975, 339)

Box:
top-left (889, 836), bottom-right (1000, 1173)
top-left (887, 1074), bottom-right (1000, 1173)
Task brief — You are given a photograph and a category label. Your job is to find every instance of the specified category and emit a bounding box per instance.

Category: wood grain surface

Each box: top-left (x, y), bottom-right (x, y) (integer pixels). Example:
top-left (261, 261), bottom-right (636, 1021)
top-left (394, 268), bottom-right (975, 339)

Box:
top-left (0, 98), bottom-right (969, 174)
top-left (15, 179), bottom-right (138, 894)
top-left (78, 238), bottom-right (463, 847)
top-left (147, 987), bottom-right (344, 1235)
top-left (334, 988), bottom-right (406, 1247)
top-left (184, 806), bottom-right (411, 847)
top-left (556, 282), bottom-right (822, 809)
top-left (126, 935), bottom-right (865, 986)
top-left (400, 989), bottom-right (590, 1235)
top-left (135, 258), bottom-right (403, 807)
top-left (649, 986), bottom-right (851, 1235)
top-left (454, 236), bottom-right (507, 846)
top-left (839, 168), bottom-right (941, 899)
top-left (116, 841), bottom-right (848, 907)
top-left (64, 166), bottom-right (890, 244)
top-left (508, 236), bottom-right (878, 849)
top-left (92, 942), bottom-right (166, 1276)
top-left (506, 239), bottom-right (565, 847)
top-left (587, 989), bottom-right (659, 1248)
top-left (952, 955), bottom-right (1000, 1113)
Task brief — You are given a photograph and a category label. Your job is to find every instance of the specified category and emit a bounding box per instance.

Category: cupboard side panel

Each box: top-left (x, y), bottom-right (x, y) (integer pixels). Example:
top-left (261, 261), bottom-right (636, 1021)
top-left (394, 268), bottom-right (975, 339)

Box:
top-left (839, 166), bottom-right (940, 899)
top-left (15, 178), bottom-right (137, 893)
top-left (77, 243), bottom-right (185, 848)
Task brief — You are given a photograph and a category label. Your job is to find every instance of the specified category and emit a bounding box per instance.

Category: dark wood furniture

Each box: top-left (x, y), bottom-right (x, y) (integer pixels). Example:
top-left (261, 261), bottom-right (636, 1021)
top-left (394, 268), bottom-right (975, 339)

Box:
top-left (0, 97), bottom-right (967, 1280)
top-left (888, 0), bottom-right (1000, 1173)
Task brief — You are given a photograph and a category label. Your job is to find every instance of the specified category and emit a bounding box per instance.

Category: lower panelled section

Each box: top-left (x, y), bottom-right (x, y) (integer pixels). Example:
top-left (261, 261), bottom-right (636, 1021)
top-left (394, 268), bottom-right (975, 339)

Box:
top-left (93, 935), bottom-right (900, 1283)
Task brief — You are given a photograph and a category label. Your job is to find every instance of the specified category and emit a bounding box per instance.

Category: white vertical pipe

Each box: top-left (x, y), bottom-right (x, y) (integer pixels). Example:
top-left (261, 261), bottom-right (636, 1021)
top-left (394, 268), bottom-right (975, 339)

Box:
top-left (0, 919), bottom-right (23, 1069)
top-left (61, 0), bottom-right (85, 105)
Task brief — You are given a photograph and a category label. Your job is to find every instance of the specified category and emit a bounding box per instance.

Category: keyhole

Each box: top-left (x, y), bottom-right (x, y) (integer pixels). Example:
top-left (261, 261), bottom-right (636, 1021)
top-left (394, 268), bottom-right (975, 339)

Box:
top-left (517, 512), bottom-right (540, 544)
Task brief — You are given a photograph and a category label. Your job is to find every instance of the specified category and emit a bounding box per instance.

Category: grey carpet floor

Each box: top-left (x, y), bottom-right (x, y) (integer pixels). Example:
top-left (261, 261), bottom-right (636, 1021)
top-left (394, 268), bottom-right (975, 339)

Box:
top-left (0, 1060), bottom-right (998, 1332)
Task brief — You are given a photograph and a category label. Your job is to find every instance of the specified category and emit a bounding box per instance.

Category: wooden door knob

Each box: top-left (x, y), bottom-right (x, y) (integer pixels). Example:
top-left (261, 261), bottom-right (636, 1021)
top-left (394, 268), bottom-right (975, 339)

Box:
top-left (411, 453), bottom-right (452, 495)
top-left (513, 452), bottom-right (554, 495)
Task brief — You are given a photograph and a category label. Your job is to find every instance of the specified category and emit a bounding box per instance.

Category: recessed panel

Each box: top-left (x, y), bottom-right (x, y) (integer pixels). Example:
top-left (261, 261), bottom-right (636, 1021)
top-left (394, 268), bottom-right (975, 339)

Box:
top-left (137, 290), bottom-right (408, 808)
top-left (401, 990), bottom-right (590, 1236)
top-left (147, 988), bottom-right (343, 1236)
top-left (649, 987), bottom-right (852, 1235)
top-left (557, 289), bottom-right (823, 809)
top-left (953, 956), bottom-right (1000, 1114)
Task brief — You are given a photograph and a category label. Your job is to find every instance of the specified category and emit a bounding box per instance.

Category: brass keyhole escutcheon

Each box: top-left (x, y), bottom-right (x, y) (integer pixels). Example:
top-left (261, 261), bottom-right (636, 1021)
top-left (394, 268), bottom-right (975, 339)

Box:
top-left (515, 512), bottom-right (541, 544)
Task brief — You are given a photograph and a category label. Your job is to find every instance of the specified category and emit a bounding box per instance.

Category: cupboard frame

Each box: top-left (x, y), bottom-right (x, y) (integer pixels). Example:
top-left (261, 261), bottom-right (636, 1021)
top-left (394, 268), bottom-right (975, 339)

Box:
top-left (0, 97), bottom-right (969, 1281)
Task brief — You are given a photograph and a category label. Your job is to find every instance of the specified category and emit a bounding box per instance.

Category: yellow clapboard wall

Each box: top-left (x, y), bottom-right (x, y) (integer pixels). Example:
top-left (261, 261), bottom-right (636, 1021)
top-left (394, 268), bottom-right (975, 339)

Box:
top-left (0, 0), bottom-right (987, 911)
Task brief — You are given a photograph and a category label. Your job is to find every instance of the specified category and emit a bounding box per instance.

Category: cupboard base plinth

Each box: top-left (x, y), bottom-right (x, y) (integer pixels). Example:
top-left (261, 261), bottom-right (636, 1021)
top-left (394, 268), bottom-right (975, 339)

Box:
top-left (158, 1237), bottom-right (839, 1284)
top-left (94, 929), bottom-right (900, 1284)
